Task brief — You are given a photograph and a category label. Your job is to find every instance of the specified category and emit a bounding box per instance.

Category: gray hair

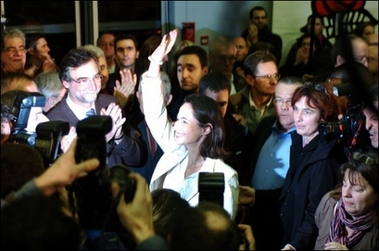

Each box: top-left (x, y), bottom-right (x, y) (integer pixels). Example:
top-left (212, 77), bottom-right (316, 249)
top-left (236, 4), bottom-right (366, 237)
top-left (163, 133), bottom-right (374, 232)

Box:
top-left (1, 28), bottom-right (26, 51)
top-left (82, 44), bottom-right (106, 61)
top-left (139, 71), bottom-right (171, 103)
top-left (34, 72), bottom-right (64, 99)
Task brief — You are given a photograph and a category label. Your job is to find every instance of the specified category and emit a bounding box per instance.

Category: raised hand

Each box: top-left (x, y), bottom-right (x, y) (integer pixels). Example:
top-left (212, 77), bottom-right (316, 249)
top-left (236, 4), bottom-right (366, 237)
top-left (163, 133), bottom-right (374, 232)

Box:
top-left (100, 103), bottom-right (126, 142)
top-left (148, 29), bottom-right (178, 64)
top-left (114, 69), bottom-right (137, 108)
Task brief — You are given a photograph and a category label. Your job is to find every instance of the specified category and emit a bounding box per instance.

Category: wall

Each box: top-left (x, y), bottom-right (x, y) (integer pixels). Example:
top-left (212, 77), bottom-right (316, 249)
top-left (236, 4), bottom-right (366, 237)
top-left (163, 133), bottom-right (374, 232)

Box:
top-left (166, 1), bottom-right (378, 66)
top-left (273, 1), bottom-right (378, 66)
top-left (167, 1), bottom-right (272, 49)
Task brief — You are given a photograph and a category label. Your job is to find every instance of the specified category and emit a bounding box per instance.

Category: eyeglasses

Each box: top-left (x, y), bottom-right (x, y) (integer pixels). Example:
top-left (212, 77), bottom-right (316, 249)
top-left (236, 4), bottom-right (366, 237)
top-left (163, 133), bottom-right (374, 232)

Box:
top-left (69, 74), bottom-right (103, 86)
top-left (352, 152), bottom-right (378, 165)
top-left (3, 46), bottom-right (27, 54)
top-left (254, 73), bottom-right (280, 80)
top-left (274, 98), bottom-right (292, 106)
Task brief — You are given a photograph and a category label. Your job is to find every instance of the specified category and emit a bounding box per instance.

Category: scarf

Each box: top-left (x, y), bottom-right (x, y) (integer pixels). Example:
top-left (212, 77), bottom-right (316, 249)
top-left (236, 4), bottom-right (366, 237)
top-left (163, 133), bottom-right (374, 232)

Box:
top-left (328, 198), bottom-right (373, 247)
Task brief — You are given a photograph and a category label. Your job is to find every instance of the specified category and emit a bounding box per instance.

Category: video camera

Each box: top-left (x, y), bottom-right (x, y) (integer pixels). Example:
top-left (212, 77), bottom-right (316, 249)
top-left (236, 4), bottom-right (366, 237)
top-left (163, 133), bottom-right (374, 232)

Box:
top-left (319, 82), bottom-right (368, 152)
top-left (8, 91), bottom-right (69, 166)
top-left (72, 115), bottom-right (136, 231)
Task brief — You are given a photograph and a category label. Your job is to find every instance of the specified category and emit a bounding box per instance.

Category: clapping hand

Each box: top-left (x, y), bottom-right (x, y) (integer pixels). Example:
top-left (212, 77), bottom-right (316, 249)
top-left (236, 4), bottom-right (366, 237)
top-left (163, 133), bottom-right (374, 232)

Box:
top-left (114, 69), bottom-right (137, 108)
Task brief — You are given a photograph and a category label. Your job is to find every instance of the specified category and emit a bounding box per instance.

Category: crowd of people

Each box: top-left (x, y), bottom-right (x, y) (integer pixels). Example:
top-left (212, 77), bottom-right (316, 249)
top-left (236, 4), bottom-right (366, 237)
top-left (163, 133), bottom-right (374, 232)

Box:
top-left (1, 5), bottom-right (378, 250)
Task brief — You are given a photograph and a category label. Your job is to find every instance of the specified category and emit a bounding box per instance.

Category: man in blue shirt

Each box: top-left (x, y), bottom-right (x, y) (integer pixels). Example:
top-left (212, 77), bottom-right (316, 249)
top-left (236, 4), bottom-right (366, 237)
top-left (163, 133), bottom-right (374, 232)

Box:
top-left (239, 76), bottom-right (303, 250)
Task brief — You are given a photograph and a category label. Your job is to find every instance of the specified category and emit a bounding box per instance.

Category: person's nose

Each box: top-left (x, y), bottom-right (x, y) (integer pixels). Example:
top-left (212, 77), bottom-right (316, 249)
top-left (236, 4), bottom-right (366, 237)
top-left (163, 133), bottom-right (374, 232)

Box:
top-left (366, 119), bottom-right (373, 131)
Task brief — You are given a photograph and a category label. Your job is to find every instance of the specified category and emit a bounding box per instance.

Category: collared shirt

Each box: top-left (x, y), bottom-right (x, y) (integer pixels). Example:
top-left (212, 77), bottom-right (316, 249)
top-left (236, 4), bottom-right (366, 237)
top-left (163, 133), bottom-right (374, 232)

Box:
top-left (66, 95), bottom-right (96, 121)
top-left (229, 73), bottom-right (236, 95)
top-left (249, 92), bottom-right (273, 117)
top-left (251, 121), bottom-right (295, 190)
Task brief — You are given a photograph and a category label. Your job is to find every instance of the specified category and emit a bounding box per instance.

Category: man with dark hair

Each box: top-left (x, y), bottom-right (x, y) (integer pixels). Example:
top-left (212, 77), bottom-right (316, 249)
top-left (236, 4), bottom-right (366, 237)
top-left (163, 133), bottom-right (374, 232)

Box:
top-left (230, 51), bottom-right (279, 136)
top-left (241, 6), bottom-right (283, 64)
top-left (1, 195), bottom-right (83, 250)
top-left (47, 47), bottom-right (144, 167)
top-left (1, 143), bottom-right (46, 198)
top-left (167, 45), bottom-right (209, 121)
top-left (109, 33), bottom-right (141, 114)
top-left (199, 73), bottom-right (252, 182)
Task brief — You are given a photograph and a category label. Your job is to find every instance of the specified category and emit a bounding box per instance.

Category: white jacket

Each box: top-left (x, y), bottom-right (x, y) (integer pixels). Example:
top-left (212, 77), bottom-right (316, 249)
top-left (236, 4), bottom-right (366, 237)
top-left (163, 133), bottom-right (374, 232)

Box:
top-left (140, 73), bottom-right (239, 219)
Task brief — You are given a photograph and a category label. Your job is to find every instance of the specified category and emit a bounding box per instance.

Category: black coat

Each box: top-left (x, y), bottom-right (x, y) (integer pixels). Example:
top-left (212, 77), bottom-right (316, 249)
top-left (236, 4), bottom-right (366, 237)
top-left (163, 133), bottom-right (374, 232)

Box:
top-left (279, 133), bottom-right (347, 250)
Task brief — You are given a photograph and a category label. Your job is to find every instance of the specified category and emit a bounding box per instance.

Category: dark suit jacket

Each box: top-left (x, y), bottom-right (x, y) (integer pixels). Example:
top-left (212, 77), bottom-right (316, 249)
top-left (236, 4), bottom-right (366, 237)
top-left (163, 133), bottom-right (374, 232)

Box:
top-left (127, 110), bottom-right (163, 184)
top-left (233, 72), bottom-right (247, 93)
top-left (47, 93), bottom-right (145, 167)
top-left (240, 116), bottom-right (277, 185)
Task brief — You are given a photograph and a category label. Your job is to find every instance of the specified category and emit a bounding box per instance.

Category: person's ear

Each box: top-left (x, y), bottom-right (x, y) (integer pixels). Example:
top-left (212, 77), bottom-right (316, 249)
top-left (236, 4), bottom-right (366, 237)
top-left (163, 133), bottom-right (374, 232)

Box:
top-left (165, 94), bottom-right (173, 106)
top-left (336, 55), bottom-right (345, 66)
top-left (203, 123), bottom-right (213, 136)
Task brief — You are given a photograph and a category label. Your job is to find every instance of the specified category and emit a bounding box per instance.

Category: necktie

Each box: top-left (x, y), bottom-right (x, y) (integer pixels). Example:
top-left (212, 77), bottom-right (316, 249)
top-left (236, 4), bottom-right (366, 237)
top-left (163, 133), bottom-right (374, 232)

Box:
top-left (85, 108), bottom-right (95, 118)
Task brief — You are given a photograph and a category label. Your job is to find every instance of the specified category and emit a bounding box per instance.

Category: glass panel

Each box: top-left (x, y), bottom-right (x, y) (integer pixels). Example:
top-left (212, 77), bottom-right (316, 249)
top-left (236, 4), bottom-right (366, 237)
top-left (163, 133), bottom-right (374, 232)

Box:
top-left (98, 1), bottom-right (160, 22)
top-left (4, 1), bottom-right (75, 25)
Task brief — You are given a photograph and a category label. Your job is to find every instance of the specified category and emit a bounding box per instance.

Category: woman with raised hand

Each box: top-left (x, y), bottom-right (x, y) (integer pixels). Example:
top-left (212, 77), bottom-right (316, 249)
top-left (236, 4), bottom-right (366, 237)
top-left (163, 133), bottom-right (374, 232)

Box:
top-left (139, 30), bottom-right (239, 220)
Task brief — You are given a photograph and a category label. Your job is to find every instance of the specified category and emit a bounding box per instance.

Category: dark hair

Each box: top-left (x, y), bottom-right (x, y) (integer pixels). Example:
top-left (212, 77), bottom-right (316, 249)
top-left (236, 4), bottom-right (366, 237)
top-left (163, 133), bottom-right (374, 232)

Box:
top-left (1, 143), bottom-right (45, 198)
top-left (114, 33), bottom-right (139, 52)
top-left (96, 31), bottom-right (116, 46)
top-left (291, 82), bottom-right (339, 122)
top-left (136, 35), bottom-right (162, 72)
top-left (199, 73), bottom-right (231, 95)
top-left (183, 94), bottom-right (227, 159)
top-left (169, 201), bottom-right (241, 250)
top-left (250, 41), bottom-right (275, 57)
top-left (249, 6), bottom-right (267, 20)
top-left (177, 45), bottom-right (208, 69)
top-left (300, 14), bottom-right (324, 33)
top-left (1, 195), bottom-right (82, 250)
top-left (1, 102), bottom-right (16, 123)
top-left (296, 33), bottom-right (320, 49)
top-left (331, 34), bottom-right (366, 65)
top-left (243, 51), bottom-right (277, 77)
top-left (25, 33), bottom-right (46, 50)
top-left (151, 188), bottom-right (190, 239)
top-left (331, 151), bottom-right (378, 224)
top-left (59, 47), bottom-right (100, 82)
top-left (354, 22), bottom-right (375, 38)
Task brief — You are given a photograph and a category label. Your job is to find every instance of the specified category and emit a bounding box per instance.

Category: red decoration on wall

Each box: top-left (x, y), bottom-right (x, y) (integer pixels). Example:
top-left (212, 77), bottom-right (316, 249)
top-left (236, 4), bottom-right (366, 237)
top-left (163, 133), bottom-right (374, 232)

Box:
top-left (312, 0), bottom-right (366, 16)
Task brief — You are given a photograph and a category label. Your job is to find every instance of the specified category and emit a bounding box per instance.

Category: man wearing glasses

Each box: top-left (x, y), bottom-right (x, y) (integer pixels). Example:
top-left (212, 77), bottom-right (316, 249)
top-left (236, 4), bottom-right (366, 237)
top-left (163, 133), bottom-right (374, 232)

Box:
top-left (1, 28), bottom-right (27, 75)
top-left (239, 77), bottom-right (304, 250)
top-left (47, 47), bottom-right (144, 168)
top-left (230, 51), bottom-right (279, 136)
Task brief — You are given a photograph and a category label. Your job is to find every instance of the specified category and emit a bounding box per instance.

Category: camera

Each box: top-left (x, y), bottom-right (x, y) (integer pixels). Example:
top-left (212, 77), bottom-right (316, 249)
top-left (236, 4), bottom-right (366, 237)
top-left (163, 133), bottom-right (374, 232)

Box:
top-left (7, 91), bottom-right (69, 165)
top-left (72, 115), bottom-right (136, 231)
top-left (35, 121), bottom-right (70, 167)
top-left (198, 172), bottom-right (225, 207)
top-left (12, 91), bottom-right (46, 136)
top-left (319, 83), bottom-right (369, 152)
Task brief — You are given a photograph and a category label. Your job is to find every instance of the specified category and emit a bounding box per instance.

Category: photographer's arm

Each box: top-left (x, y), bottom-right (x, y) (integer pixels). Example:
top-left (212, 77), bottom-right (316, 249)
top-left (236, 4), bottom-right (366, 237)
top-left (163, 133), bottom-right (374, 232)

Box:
top-left (111, 173), bottom-right (170, 249)
top-left (2, 138), bottom-right (99, 206)
top-left (35, 138), bottom-right (99, 197)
